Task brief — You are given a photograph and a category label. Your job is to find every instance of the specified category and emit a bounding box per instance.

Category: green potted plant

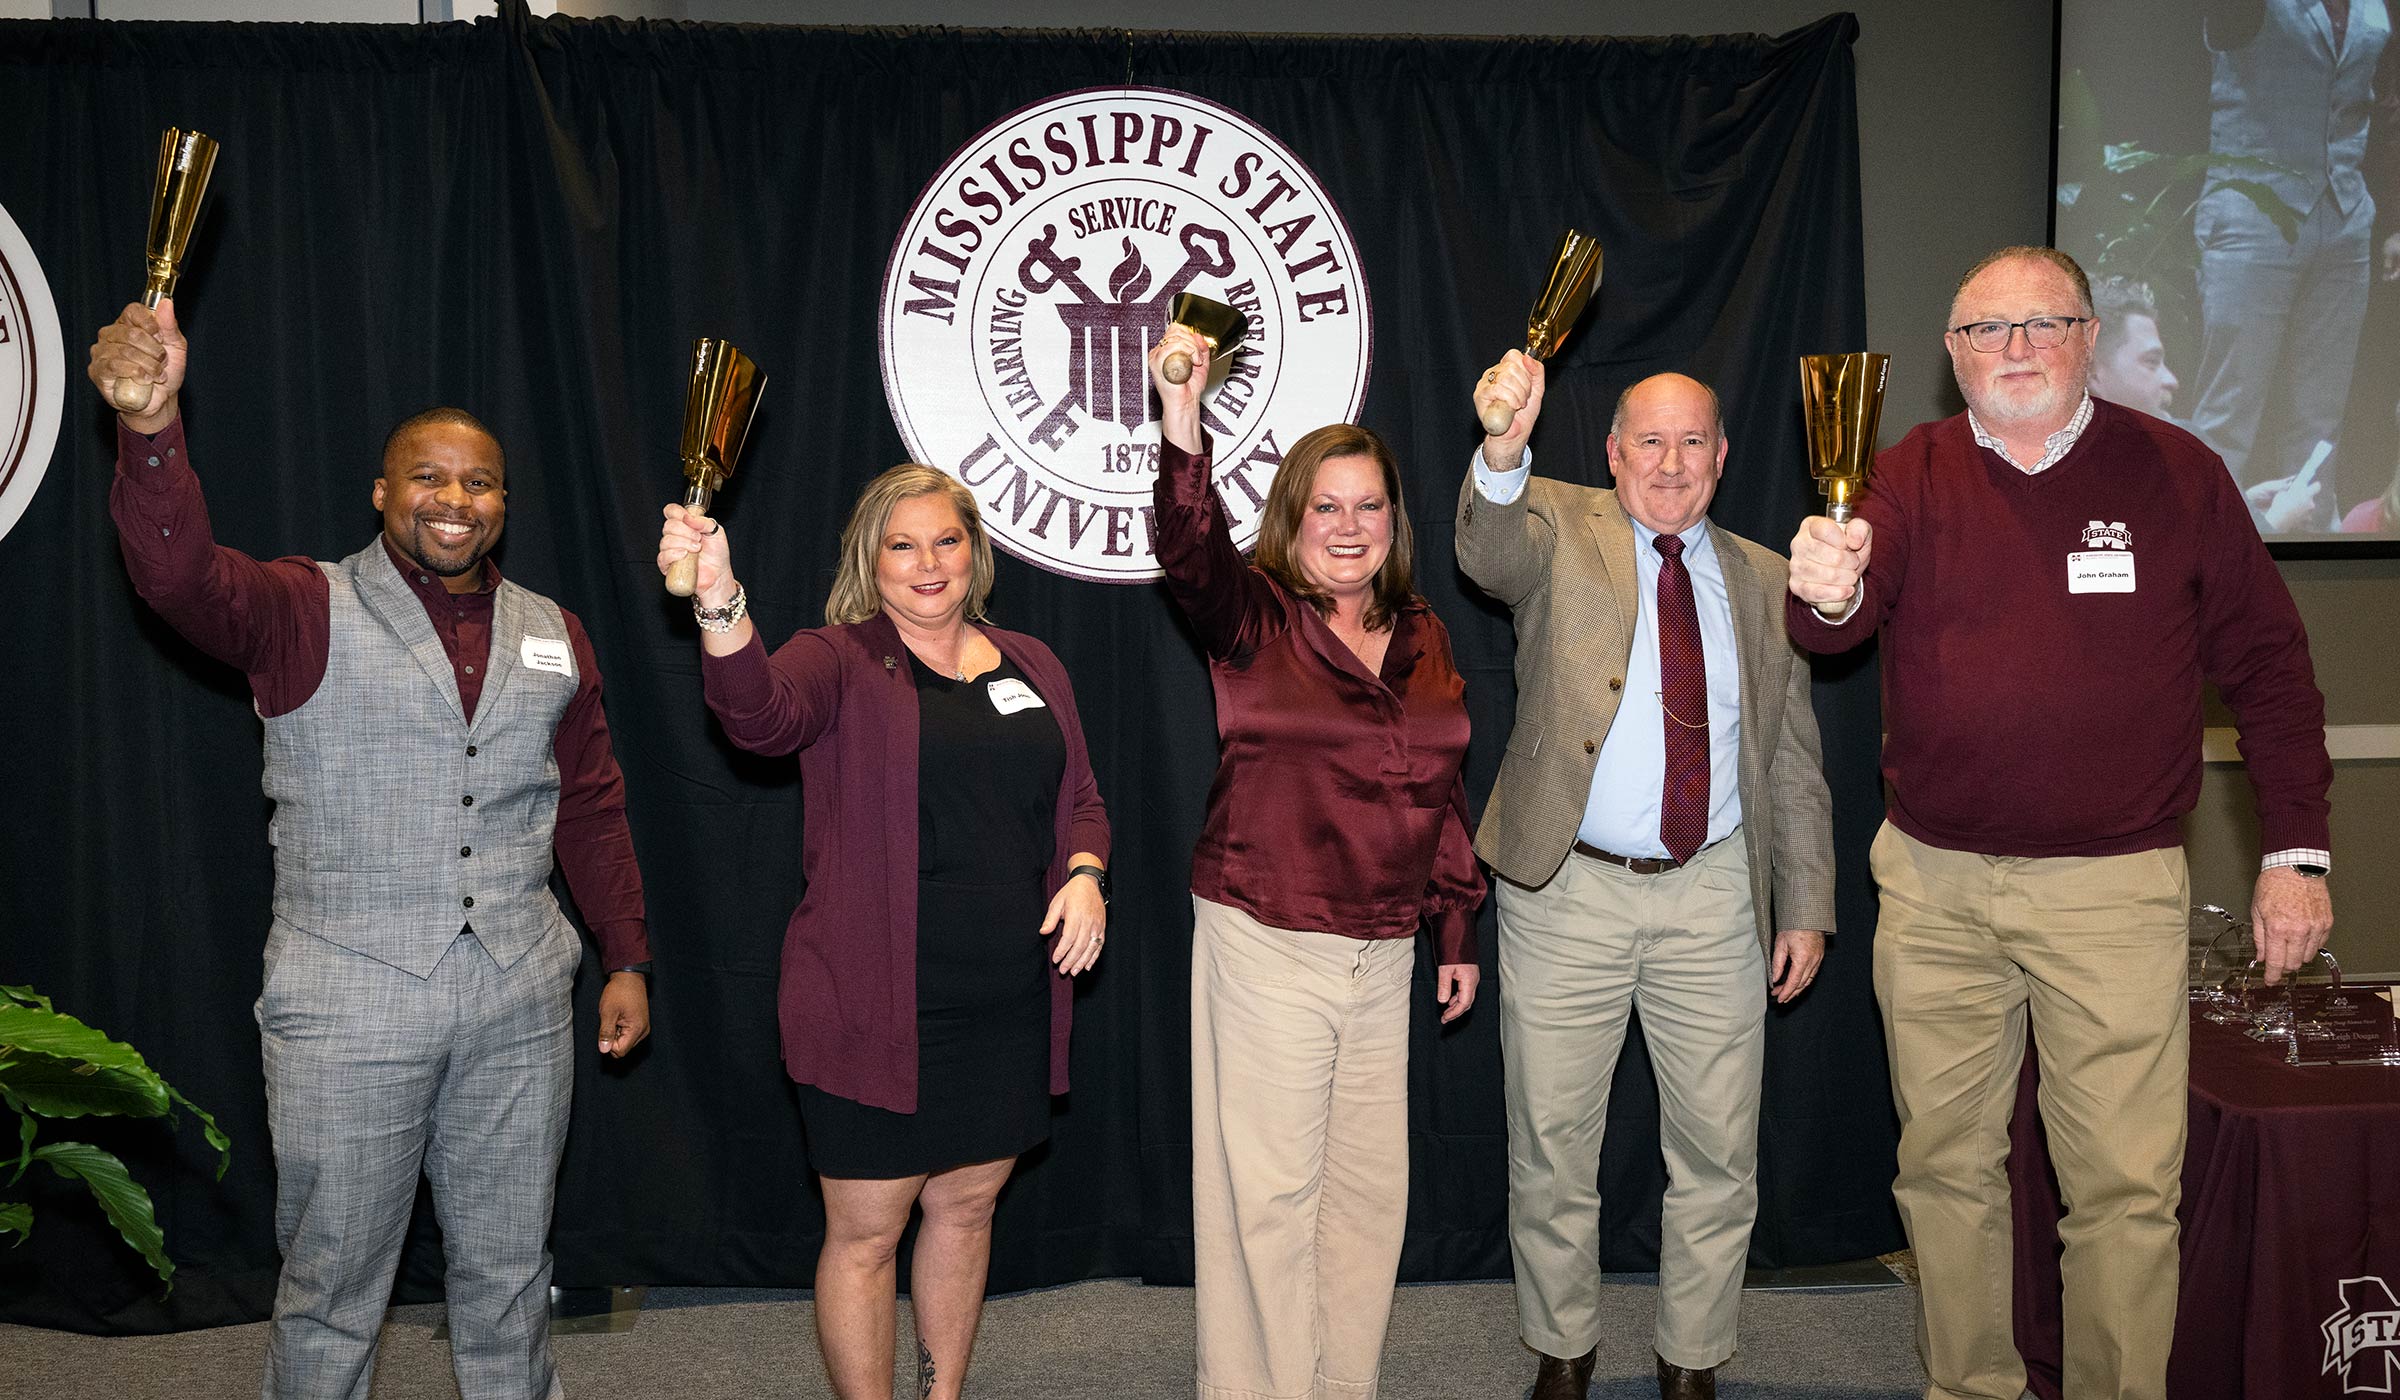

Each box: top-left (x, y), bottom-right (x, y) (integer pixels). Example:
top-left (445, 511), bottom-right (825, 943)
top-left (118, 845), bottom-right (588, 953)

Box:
top-left (0, 984), bottom-right (230, 1292)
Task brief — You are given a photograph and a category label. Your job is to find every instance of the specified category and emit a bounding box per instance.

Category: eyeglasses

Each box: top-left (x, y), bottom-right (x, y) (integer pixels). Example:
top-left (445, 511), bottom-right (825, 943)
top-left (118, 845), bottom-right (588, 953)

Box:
top-left (1947, 316), bottom-right (2093, 353)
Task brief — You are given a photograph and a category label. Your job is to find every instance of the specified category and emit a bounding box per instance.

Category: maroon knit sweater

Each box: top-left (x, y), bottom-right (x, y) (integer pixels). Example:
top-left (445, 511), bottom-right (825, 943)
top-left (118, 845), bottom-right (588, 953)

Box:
top-left (1786, 399), bottom-right (2331, 859)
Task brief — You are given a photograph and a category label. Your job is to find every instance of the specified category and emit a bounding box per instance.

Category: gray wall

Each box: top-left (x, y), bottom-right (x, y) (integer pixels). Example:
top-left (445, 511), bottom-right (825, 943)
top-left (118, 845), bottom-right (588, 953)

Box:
top-left (2199, 559), bottom-right (2400, 976)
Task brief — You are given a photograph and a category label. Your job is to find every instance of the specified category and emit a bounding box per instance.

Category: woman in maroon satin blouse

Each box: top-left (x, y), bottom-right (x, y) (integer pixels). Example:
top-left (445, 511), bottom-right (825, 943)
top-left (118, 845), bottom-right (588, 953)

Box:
top-left (1147, 327), bottom-right (1486, 1400)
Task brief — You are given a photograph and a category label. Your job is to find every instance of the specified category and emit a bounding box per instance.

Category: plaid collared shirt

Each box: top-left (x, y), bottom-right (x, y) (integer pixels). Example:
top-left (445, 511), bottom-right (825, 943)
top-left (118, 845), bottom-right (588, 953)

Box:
top-left (1968, 392), bottom-right (2094, 474)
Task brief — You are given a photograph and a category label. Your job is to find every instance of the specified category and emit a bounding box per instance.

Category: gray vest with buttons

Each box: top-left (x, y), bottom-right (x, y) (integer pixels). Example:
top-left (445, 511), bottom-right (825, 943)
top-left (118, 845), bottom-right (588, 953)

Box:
top-left (2210, 0), bottom-right (2388, 217)
top-left (261, 540), bottom-right (578, 977)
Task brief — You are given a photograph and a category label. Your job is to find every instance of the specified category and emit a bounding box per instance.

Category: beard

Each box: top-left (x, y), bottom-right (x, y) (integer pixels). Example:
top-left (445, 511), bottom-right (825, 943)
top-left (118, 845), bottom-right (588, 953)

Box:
top-left (398, 519), bottom-right (494, 578)
top-left (1956, 357), bottom-right (2087, 430)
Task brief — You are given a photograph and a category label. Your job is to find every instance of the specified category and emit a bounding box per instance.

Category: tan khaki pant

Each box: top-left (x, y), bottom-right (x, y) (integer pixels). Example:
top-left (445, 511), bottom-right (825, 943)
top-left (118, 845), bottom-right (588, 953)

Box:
top-left (1496, 836), bottom-right (1766, 1370)
top-left (1190, 896), bottom-right (1415, 1400)
top-left (1870, 823), bottom-right (2190, 1400)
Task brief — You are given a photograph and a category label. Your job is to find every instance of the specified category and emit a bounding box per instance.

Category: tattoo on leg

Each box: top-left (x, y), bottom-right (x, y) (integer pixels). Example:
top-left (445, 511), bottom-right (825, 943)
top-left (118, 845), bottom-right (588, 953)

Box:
top-left (918, 1336), bottom-right (936, 1399)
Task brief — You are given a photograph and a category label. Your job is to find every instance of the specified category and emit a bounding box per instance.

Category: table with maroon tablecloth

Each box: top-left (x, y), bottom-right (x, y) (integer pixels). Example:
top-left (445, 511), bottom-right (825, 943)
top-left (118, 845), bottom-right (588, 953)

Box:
top-left (2010, 1008), bottom-right (2400, 1399)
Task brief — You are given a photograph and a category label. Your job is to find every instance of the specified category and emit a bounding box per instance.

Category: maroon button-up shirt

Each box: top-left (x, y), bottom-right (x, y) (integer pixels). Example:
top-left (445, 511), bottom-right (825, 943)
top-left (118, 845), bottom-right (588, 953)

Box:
top-left (1154, 437), bottom-right (1483, 963)
top-left (109, 417), bottom-right (649, 969)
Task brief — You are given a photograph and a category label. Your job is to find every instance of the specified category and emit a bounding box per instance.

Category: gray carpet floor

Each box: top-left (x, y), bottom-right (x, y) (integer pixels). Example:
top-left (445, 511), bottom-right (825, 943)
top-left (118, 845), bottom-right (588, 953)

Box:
top-left (0, 1276), bottom-right (1928, 1399)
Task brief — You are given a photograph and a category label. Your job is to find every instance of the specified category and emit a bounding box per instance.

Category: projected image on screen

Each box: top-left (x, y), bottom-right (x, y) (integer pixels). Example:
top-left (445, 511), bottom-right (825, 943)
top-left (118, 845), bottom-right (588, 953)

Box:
top-left (2058, 0), bottom-right (2400, 542)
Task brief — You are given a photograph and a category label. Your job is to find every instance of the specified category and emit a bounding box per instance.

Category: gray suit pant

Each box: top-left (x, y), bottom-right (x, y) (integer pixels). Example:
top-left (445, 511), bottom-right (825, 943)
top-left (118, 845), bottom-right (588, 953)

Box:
top-left (1497, 837), bottom-right (1766, 1370)
top-left (2192, 184), bottom-right (2372, 510)
top-left (255, 922), bottom-right (576, 1400)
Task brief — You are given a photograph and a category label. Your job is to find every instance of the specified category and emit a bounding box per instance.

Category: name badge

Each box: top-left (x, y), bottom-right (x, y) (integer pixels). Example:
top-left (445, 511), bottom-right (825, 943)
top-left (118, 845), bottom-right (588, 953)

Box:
top-left (987, 677), bottom-right (1047, 715)
top-left (2067, 551), bottom-right (2135, 595)
top-left (521, 635), bottom-right (576, 677)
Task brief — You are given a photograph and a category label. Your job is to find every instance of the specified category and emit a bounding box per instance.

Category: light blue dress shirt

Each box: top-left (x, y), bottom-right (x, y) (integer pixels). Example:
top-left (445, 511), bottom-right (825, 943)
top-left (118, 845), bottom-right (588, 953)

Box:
top-left (1473, 446), bottom-right (1744, 858)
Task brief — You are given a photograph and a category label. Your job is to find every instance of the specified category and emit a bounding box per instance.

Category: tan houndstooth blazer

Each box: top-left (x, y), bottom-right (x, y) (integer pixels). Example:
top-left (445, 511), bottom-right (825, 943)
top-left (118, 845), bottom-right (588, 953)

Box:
top-left (1455, 472), bottom-right (1837, 949)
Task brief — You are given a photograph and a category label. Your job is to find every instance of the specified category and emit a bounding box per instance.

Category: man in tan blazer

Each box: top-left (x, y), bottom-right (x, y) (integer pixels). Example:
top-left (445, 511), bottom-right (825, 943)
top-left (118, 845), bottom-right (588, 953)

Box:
top-left (1456, 361), bottom-right (1836, 1400)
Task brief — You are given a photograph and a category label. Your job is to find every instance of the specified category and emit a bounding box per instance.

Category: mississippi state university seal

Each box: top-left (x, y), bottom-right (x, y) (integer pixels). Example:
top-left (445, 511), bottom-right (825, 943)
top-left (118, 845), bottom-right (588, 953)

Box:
top-left (881, 88), bottom-right (1371, 583)
top-left (0, 197), bottom-right (65, 545)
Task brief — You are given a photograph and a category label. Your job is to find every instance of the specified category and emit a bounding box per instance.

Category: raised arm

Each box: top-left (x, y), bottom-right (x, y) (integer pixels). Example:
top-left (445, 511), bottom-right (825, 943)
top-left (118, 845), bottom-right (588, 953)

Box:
top-left (1785, 467), bottom-right (1909, 654)
top-left (658, 505), bottom-right (846, 757)
top-left (1146, 326), bottom-right (1286, 659)
top-left (1453, 350), bottom-right (1557, 606)
top-left (94, 298), bottom-right (329, 710)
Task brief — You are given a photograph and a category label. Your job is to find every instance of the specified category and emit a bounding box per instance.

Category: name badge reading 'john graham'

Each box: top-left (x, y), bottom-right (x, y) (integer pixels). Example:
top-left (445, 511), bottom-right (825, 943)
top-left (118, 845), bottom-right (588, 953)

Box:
top-left (2069, 519), bottom-right (2135, 594)
top-left (2067, 552), bottom-right (2135, 594)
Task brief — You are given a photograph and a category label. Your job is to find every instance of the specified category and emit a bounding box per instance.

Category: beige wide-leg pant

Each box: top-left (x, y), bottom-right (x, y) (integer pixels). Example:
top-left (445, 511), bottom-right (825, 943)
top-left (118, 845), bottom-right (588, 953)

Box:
top-left (1496, 836), bottom-right (1765, 1371)
top-left (1871, 822), bottom-right (2190, 1400)
top-left (1190, 895), bottom-right (1415, 1400)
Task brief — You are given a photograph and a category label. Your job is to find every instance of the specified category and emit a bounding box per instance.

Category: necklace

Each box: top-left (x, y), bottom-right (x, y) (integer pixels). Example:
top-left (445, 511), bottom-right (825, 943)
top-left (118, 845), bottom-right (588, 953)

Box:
top-left (903, 632), bottom-right (969, 681)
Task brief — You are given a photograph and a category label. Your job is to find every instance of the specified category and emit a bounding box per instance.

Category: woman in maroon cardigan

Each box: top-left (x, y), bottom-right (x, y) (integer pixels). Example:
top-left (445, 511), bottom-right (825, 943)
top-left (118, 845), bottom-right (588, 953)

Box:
top-left (656, 466), bottom-right (1109, 1400)
top-left (1146, 329), bottom-right (1486, 1400)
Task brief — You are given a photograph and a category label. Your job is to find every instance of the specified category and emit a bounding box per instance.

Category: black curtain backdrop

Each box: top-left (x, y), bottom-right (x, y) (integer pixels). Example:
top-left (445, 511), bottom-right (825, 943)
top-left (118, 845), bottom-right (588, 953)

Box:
top-left (0, 7), bottom-right (1898, 1334)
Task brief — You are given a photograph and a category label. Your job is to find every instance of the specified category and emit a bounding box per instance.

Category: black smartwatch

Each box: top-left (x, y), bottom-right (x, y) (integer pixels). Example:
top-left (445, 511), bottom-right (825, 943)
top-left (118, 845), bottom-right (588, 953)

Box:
top-left (2293, 863), bottom-right (2328, 879)
top-left (1068, 864), bottom-right (1111, 903)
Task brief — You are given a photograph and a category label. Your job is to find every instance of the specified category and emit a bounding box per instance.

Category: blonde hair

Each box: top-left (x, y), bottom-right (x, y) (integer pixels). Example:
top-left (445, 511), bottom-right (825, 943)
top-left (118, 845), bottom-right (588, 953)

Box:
top-left (1252, 423), bottom-right (1419, 634)
top-left (824, 465), bottom-right (996, 626)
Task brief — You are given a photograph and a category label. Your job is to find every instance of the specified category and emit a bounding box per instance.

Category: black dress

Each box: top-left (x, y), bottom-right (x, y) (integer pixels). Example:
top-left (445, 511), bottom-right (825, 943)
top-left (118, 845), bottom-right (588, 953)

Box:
top-left (796, 650), bottom-right (1066, 1178)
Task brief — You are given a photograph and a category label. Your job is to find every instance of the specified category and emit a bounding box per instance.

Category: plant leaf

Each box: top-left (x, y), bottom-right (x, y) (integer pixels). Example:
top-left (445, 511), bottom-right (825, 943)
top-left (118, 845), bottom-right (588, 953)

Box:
top-left (2103, 143), bottom-right (2163, 174)
top-left (0, 1054), bottom-right (171, 1120)
top-left (0, 1005), bottom-right (155, 1077)
top-left (0, 996), bottom-right (231, 1182)
top-left (32, 1142), bottom-right (173, 1292)
top-left (163, 1085), bottom-right (232, 1182)
top-left (6, 1096), bottom-right (33, 1185)
top-left (0, 1200), bottom-right (27, 1243)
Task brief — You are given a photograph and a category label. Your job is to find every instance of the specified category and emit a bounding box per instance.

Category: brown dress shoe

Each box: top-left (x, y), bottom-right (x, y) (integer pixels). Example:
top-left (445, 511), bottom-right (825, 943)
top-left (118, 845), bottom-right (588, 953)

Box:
top-left (1529, 1345), bottom-right (1596, 1400)
top-left (1655, 1352), bottom-right (1717, 1400)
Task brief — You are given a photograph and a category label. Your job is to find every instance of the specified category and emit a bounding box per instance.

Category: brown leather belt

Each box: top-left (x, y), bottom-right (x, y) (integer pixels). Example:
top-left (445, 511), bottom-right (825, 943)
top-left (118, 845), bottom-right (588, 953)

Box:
top-left (1571, 840), bottom-right (1685, 875)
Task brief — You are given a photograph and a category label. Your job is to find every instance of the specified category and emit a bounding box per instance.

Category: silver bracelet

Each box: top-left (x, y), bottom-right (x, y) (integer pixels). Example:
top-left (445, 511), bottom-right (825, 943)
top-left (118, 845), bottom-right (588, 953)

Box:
top-left (693, 582), bottom-right (748, 633)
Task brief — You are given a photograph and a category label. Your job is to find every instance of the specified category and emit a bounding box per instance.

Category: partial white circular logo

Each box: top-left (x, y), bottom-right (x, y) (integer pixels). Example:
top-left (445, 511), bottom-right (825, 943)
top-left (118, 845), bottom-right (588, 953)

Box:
top-left (0, 198), bottom-right (65, 545)
top-left (881, 87), bottom-right (1372, 583)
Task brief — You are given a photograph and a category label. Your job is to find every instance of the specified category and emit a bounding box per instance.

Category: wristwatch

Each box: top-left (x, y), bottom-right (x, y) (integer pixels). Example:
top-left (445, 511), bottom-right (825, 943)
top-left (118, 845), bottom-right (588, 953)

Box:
top-left (2293, 864), bottom-right (2328, 879)
top-left (1068, 864), bottom-right (1111, 903)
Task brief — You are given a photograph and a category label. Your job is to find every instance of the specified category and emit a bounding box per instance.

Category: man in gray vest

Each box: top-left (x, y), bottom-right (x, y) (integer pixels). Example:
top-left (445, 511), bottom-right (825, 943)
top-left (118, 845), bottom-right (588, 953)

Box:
top-left (2192, 0), bottom-right (2389, 522)
top-left (90, 297), bottom-right (651, 1400)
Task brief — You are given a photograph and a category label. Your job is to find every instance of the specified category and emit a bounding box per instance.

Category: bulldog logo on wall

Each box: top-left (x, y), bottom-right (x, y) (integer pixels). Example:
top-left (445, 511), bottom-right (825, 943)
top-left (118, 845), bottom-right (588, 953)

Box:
top-left (880, 87), bottom-right (1371, 583)
top-left (0, 198), bottom-right (65, 545)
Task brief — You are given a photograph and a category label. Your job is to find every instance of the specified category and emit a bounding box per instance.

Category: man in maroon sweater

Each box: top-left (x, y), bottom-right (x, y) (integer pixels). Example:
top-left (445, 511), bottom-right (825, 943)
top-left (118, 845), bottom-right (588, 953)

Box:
top-left (1784, 247), bottom-right (2333, 1400)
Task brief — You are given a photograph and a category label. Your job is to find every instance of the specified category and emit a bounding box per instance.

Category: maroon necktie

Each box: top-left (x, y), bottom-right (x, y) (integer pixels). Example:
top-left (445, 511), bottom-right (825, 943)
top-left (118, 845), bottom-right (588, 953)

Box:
top-left (1654, 534), bottom-right (1709, 864)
